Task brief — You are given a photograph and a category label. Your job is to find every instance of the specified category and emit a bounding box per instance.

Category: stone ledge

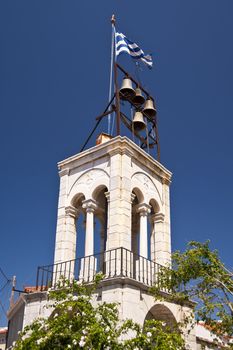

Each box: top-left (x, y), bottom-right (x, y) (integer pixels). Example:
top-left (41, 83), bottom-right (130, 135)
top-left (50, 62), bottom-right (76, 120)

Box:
top-left (57, 136), bottom-right (172, 183)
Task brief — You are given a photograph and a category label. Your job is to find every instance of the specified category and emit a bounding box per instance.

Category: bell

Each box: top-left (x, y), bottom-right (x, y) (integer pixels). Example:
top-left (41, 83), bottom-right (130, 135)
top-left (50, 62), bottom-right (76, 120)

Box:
top-left (143, 98), bottom-right (157, 118)
top-left (132, 111), bottom-right (146, 131)
top-left (119, 77), bottom-right (135, 100)
top-left (132, 87), bottom-right (145, 107)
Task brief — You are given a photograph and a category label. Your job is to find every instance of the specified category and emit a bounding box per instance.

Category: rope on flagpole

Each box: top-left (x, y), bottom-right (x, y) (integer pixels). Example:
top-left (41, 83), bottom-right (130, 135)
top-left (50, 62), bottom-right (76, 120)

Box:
top-left (108, 15), bottom-right (115, 135)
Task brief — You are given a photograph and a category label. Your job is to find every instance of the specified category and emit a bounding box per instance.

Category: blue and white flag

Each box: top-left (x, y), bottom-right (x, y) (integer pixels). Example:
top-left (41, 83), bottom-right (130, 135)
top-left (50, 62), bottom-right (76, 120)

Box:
top-left (115, 32), bottom-right (153, 68)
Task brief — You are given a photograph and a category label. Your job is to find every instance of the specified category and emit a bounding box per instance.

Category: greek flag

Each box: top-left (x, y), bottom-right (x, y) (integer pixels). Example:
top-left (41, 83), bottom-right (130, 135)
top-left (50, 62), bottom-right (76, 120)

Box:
top-left (115, 32), bottom-right (153, 68)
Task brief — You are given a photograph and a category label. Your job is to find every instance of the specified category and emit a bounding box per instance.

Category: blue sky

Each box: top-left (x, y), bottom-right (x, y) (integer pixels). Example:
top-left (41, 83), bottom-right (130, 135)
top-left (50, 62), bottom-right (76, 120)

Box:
top-left (0, 1), bottom-right (233, 325)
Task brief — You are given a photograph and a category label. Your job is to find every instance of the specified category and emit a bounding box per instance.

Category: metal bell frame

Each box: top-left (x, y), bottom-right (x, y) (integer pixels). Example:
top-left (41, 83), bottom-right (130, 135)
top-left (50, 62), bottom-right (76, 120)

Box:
top-left (80, 62), bottom-right (160, 162)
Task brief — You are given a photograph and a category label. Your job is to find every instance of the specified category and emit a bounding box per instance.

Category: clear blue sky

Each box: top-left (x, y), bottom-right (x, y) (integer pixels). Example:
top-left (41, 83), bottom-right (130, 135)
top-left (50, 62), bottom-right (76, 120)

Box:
top-left (0, 1), bottom-right (233, 325)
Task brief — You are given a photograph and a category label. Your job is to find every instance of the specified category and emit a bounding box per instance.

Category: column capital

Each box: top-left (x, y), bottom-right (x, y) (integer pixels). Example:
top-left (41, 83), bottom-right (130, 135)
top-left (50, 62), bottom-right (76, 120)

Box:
top-left (82, 199), bottom-right (98, 213)
top-left (65, 205), bottom-right (79, 218)
top-left (104, 191), bottom-right (110, 202)
top-left (151, 212), bottom-right (165, 223)
top-left (131, 193), bottom-right (136, 203)
top-left (136, 203), bottom-right (151, 216)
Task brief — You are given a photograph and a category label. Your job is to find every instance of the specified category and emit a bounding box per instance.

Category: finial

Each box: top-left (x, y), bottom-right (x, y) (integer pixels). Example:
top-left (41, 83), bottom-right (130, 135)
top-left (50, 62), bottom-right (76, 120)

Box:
top-left (111, 14), bottom-right (116, 25)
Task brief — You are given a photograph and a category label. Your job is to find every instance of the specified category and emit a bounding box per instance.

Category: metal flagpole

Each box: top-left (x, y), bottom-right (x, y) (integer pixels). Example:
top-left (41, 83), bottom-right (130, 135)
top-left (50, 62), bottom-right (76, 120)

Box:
top-left (111, 15), bottom-right (121, 135)
top-left (107, 15), bottom-right (115, 135)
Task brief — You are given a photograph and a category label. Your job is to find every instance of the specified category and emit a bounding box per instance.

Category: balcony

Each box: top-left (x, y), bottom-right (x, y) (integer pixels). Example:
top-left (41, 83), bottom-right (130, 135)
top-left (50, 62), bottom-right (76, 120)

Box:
top-left (36, 247), bottom-right (166, 291)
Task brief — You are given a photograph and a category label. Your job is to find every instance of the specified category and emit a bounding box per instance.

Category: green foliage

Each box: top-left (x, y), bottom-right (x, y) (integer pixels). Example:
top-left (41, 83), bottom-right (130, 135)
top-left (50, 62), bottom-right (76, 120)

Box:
top-left (12, 274), bottom-right (184, 350)
top-left (150, 241), bottom-right (233, 347)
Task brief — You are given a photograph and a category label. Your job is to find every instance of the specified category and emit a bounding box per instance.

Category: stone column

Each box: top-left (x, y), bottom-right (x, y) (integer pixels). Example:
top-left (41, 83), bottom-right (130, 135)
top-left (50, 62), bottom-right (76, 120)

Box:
top-left (150, 213), bottom-right (165, 265)
top-left (107, 148), bottom-right (133, 251)
top-left (54, 168), bottom-right (71, 265)
top-left (53, 205), bottom-right (78, 285)
top-left (64, 206), bottom-right (79, 259)
top-left (150, 213), bottom-right (165, 284)
top-left (150, 215), bottom-right (155, 262)
top-left (99, 225), bottom-right (105, 274)
top-left (82, 199), bottom-right (97, 257)
top-left (131, 193), bottom-right (137, 254)
top-left (104, 191), bottom-right (110, 250)
top-left (80, 199), bottom-right (97, 282)
top-left (136, 203), bottom-right (151, 283)
top-left (162, 178), bottom-right (172, 267)
top-left (137, 204), bottom-right (151, 258)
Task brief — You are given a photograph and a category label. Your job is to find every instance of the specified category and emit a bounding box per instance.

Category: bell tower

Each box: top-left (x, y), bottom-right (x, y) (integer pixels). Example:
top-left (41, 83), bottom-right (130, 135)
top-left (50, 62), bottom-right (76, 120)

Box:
top-left (53, 135), bottom-right (172, 271)
top-left (6, 22), bottom-right (198, 349)
top-left (49, 134), bottom-right (195, 348)
top-left (53, 58), bottom-right (172, 272)
top-left (49, 58), bottom-right (196, 346)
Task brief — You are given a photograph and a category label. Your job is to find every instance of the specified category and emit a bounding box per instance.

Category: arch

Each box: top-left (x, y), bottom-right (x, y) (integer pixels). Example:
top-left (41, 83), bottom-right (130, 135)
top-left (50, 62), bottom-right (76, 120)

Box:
top-left (131, 172), bottom-right (163, 209)
top-left (71, 193), bottom-right (86, 210)
top-left (131, 189), bottom-right (141, 262)
top-left (68, 168), bottom-right (109, 207)
top-left (90, 177), bottom-right (109, 200)
top-left (132, 187), bottom-right (144, 204)
top-left (149, 198), bottom-right (160, 215)
top-left (92, 185), bottom-right (109, 203)
top-left (145, 304), bottom-right (177, 329)
top-left (93, 185), bottom-right (108, 256)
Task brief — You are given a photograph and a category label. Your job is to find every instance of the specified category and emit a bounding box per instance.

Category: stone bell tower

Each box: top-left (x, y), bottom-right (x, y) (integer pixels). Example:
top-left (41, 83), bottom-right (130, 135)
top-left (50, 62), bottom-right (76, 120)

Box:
top-left (6, 41), bottom-right (198, 348)
top-left (54, 135), bottom-right (172, 270)
top-left (51, 135), bottom-right (196, 349)
top-left (6, 26), bottom-right (200, 348)
top-left (51, 133), bottom-right (196, 348)
top-left (7, 134), bottom-right (196, 349)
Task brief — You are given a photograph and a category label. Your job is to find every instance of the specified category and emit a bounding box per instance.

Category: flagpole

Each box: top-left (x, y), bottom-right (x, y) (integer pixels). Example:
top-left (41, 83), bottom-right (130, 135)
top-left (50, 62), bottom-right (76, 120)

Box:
top-left (111, 15), bottom-right (121, 136)
top-left (107, 15), bottom-right (115, 135)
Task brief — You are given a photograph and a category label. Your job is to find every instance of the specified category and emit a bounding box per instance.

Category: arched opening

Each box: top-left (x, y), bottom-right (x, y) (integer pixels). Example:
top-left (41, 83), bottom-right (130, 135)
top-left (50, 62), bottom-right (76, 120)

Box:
top-left (149, 198), bottom-right (160, 262)
top-left (91, 185), bottom-right (108, 274)
top-left (92, 185), bottom-right (108, 255)
top-left (149, 199), bottom-right (160, 215)
top-left (71, 193), bottom-right (86, 259)
top-left (145, 304), bottom-right (177, 330)
top-left (131, 188), bottom-right (144, 256)
top-left (131, 188), bottom-right (144, 279)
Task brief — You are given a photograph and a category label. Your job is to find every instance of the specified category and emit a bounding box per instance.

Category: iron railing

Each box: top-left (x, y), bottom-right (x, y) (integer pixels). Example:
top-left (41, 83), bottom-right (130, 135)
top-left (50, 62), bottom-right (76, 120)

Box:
top-left (36, 247), bottom-right (166, 291)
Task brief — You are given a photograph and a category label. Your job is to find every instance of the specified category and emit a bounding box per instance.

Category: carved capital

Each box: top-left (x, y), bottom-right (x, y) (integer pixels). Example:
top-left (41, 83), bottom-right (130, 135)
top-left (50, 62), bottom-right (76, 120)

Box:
top-left (104, 191), bottom-right (110, 202)
top-left (131, 193), bottom-right (136, 204)
top-left (136, 203), bottom-right (151, 216)
top-left (151, 212), bottom-right (165, 223)
top-left (65, 205), bottom-right (79, 218)
top-left (82, 199), bottom-right (98, 213)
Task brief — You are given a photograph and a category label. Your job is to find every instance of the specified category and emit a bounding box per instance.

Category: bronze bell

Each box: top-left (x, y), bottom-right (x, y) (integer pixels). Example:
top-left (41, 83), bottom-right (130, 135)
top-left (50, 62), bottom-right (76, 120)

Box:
top-left (143, 98), bottom-right (157, 118)
top-left (132, 111), bottom-right (146, 131)
top-left (132, 87), bottom-right (145, 107)
top-left (119, 77), bottom-right (135, 100)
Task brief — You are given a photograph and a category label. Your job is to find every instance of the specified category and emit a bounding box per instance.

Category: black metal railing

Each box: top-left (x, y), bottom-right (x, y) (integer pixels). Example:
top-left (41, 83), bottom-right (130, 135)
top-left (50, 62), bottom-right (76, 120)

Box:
top-left (36, 247), bottom-right (166, 291)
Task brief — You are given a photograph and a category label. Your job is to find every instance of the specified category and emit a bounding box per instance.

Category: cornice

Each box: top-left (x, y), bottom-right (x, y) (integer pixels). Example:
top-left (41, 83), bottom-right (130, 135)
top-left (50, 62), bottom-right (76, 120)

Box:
top-left (57, 136), bottom-right (172, 182)
top-left (59, 168), bottom-right (70, 177)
